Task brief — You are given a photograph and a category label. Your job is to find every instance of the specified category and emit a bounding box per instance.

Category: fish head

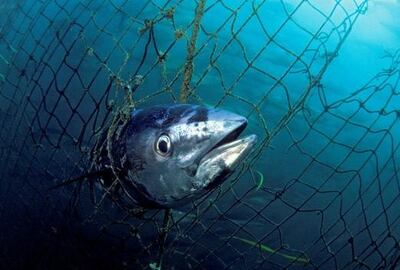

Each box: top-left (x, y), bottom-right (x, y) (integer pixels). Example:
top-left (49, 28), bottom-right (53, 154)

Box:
top-left (124, 104), bottom-right (257, 208)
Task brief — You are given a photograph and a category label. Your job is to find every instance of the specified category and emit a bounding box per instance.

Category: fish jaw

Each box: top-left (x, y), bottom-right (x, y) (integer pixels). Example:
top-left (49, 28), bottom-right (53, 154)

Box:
top-left (193, 134), bottom-right (257, 190)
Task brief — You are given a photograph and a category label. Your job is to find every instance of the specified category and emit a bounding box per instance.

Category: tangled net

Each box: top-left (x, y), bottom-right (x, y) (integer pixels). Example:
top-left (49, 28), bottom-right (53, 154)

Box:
top-left (1, 0), bottom-right (399, 269)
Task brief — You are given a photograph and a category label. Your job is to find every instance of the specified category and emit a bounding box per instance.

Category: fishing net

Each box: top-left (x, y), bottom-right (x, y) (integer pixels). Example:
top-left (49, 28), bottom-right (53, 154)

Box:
top-left (1, 0), bottom-right (399, 269)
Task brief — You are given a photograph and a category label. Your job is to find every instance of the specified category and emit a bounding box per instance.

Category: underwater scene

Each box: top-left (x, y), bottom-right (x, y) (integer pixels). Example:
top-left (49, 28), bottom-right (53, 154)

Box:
top-left (0, 0), bottom-right (399, 269)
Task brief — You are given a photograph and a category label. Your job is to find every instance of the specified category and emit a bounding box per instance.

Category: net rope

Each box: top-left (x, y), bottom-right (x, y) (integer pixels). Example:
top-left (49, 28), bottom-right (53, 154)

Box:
top-left (0, 0), bottom-right (399, 269)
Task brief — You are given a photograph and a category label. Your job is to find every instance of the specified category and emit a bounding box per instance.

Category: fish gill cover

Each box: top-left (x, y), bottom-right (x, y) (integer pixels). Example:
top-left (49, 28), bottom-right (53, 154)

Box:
top-left (0, 0), bottom-right (399, 269)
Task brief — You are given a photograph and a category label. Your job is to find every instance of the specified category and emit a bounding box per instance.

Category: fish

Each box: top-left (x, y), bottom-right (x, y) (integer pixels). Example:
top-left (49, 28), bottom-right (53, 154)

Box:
top-left (57, 104), bottom-right (257, 209)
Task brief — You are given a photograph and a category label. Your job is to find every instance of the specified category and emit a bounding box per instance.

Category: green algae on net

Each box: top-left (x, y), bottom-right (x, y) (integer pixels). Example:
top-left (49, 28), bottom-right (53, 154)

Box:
top-left (253, 169), bottom-right (264, 191)
top-left (232, 236), bottom-right (310, 265)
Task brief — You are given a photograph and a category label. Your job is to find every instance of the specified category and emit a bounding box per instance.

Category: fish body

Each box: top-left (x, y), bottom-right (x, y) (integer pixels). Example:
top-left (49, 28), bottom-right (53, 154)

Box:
top-left (94, 104), bottom-right (257, 208)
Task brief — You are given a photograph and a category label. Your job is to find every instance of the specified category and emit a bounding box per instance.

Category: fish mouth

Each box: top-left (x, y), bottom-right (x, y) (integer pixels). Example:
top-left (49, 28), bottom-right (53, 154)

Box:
top-left (194, 118), bottom-right (257, 189)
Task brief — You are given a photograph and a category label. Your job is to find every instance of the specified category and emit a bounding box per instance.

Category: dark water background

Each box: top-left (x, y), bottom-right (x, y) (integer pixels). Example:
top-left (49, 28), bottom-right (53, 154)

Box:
top-left (0, 0), bottom-right (400, 269)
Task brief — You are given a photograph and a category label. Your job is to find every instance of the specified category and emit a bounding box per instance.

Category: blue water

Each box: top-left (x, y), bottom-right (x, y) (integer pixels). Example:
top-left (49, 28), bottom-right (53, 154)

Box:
top-left (0, 0), bottom-right (399, 269)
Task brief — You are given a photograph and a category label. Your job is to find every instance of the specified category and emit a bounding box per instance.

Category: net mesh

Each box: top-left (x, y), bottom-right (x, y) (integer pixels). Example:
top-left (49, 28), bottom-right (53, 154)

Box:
top-left (1, 0), bottom-right (399, 269)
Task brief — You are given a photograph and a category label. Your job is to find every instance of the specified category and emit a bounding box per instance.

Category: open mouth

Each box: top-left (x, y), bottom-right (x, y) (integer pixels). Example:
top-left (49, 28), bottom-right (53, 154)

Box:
top-left (200, 118), bottom-right (256, 160)
top-left (210, 119), bottom-right (248, 152)
top-left (194, 118), bottom-right (257, 188)
top-left (200, 119), bottom-right (257, 167)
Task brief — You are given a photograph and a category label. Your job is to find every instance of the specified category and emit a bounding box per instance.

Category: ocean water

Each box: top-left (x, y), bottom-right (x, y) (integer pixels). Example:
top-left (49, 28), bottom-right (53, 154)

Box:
top-left (0, 0), bottom-right (399, 269)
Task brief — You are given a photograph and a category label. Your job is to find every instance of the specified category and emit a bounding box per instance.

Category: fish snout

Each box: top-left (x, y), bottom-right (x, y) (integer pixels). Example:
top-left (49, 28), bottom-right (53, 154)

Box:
top-left (192, 108), bottom-right (257, 191)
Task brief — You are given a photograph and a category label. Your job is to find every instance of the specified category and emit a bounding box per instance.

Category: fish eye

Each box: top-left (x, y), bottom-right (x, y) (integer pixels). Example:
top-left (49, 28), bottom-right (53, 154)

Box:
top-left (155, 134), bottom-right (172, 156)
